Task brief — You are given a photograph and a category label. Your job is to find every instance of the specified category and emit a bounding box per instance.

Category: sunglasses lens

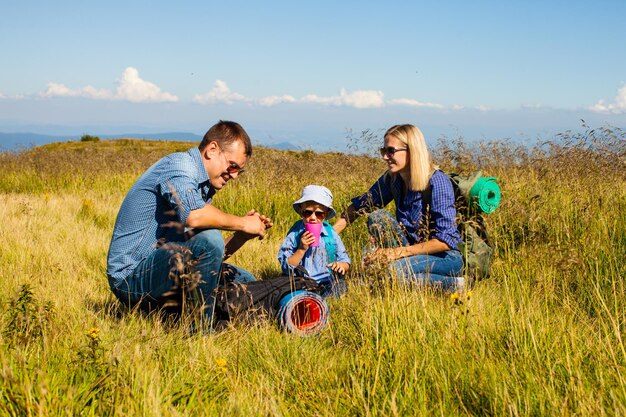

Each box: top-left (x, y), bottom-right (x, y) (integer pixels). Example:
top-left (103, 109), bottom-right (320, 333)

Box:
top-left (303, 210), bottom-right (326, 218)
top-left (380, 147), bottom-right (393, 156)
top-left (227, 163), bottom-right (243, 174)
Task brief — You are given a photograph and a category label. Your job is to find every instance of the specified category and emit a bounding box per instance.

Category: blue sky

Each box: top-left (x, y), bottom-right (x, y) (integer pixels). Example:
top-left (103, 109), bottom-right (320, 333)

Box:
top-left (1, 0), bottom-right (625, 149)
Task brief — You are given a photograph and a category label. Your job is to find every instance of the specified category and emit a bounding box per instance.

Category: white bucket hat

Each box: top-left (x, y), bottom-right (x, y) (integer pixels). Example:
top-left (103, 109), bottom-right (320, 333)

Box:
top-left (292, 185), bottom-right (336, 219)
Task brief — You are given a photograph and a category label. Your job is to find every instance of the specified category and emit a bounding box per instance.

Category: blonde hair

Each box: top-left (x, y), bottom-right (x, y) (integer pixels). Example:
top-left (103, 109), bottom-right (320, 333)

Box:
top-left (385, 124), bottom-right (435, 191)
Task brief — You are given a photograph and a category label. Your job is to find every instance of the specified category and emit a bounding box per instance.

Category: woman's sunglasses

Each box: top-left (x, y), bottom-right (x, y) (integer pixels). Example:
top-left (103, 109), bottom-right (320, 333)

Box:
top-left (379, 146), bottom-right (408, 157)
top-left (302, 209), bottom-right (327, 219)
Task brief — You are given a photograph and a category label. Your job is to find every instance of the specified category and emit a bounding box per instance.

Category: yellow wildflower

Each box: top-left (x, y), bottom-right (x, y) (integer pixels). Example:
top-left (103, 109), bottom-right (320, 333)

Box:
top-left (87, 327), bottom-right (100, 340)
top-left (450, 292), bottom-right (460, 301)
top-left (215, 358), bottom-right (227, 368)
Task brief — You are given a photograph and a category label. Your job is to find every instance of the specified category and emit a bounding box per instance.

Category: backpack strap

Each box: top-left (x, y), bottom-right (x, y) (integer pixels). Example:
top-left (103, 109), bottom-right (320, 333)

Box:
top-left (287, 219), bottom-right (305, 236)
top-left (321, 221), bottom-right (337, 264)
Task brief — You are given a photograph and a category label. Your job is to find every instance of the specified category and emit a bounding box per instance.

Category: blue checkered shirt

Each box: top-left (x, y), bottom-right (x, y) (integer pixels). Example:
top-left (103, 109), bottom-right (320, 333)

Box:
top-left (351, 169), bottom-right (462, 250)
top-left (107, 147), bottom-right (214, 289)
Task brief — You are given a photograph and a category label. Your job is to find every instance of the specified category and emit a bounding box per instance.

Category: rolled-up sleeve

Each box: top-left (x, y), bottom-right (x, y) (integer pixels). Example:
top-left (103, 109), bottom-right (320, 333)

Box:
top-left (158, 171), bottom-right (206, 225)
top-left (429, 172), bottom-right (462, 250)
top-left (351, 173), bottom-right (394, 212)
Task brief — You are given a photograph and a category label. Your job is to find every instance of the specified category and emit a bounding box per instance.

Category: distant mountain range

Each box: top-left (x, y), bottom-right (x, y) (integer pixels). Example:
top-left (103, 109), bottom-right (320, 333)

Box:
top-left (0, 132), bottom-right (302, 151)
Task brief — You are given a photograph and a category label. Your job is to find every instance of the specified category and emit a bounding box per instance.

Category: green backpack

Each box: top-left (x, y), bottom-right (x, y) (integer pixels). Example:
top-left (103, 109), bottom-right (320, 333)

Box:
top-left (448, 171), bottom-right (499, 281)
top-left (423, 170), bottom-right (500, 283)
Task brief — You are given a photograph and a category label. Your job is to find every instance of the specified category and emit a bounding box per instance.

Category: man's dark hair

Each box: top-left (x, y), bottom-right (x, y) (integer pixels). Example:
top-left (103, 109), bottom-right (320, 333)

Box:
top-left (199, 120), bottom-right (252, 157)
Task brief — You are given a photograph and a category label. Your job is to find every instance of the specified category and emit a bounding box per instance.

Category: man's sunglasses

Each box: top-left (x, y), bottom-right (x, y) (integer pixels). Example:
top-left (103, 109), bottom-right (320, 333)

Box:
top-left (225, 161), bottom-right (244, 175)
top-left (379, 147), bottom-right (408, 157)
top-left (218, 146), bottom-right (245, 174)
top-left (302, 209), bottom-right (327, 219)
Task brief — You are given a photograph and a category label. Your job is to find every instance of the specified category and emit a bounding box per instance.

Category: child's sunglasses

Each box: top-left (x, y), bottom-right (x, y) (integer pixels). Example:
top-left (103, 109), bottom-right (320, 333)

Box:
top-left (302, 209), bottom-right (327, 219)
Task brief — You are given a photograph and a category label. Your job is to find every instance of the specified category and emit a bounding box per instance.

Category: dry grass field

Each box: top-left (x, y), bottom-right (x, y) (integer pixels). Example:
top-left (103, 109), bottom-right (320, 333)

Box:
top-left (0, 127), bottom-right (624, 416)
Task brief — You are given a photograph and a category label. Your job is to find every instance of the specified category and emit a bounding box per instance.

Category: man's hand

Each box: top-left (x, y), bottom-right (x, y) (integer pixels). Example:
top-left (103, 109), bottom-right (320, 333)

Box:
top-left (256, 210), bottom-right (274, 231)
top-left (238, 209), bottom-right (273, 239)
top-left (224, 210), bottom-right (273, 260)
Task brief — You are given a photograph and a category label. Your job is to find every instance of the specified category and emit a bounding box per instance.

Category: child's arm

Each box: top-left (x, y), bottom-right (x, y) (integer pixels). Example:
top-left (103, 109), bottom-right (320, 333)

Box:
top-left (328, 261), bottom-right (350, 275)
top-left (287, 231), bottom-right (315, 267)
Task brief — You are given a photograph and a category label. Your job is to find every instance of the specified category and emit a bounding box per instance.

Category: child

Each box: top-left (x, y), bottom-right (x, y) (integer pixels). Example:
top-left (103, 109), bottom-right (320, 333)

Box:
top-left (278, 185), bottom-right (351, 297)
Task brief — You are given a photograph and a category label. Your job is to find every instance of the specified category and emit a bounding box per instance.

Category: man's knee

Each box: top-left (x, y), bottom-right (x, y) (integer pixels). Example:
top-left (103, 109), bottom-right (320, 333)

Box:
top-left (187, 229), bottom-right (225, 259)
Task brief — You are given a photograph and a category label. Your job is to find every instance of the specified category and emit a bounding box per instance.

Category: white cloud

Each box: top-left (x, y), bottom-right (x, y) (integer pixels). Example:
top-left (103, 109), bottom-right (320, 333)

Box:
top-left (342, 89), bottom-right (385, 108)
top-left (41, 82), bottom-right (113, 99)
top-left (41, 83), bottom-right (78, 98)
top-left (300, 93), bottom-right (336, 106)
top-left (29, 73), bottom-right (525, 112)
top-left (591, 84), bottom-right (626, 114)
top-left (40, 67), bottom-right (178, 103)
top-left (520, 103), bottom-right (544, 109)
top-left (258, 95), bottom-right (297, 107)
top-left (193, 84), bottom-right (385, 108)
top-left (192, 80), bottom-right (249, 104)
top-left (388, 98), bottom-right (445, 109)
top-left (301, 88), bottom-right (385, 108)
top-left (115, 67), bottom-right (178, 103)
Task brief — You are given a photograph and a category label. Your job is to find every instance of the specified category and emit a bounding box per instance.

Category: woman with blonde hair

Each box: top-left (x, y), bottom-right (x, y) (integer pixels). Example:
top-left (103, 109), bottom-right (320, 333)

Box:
top-left (334, 124), bottom-right (463, 290)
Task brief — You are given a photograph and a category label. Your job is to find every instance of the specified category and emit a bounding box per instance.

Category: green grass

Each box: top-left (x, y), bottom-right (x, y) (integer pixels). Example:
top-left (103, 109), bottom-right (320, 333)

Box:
top-left (0, 130), bottom-right (624, 416)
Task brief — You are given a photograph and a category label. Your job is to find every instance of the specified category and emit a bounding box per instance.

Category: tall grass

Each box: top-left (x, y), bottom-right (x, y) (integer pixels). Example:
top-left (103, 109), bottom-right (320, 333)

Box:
top-left (0, 127), bottom-right (624, 416)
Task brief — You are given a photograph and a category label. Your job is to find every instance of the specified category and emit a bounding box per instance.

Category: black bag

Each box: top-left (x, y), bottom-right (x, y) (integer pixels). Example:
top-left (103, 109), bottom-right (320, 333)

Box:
top-left (213, 272), bottom-right (321, 325)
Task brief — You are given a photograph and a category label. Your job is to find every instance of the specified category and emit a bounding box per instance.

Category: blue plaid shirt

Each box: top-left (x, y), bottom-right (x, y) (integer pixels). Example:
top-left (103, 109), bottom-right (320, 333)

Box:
top-left (107, 147), bottom-right (215, 289)
top-left (351, 169), bottom-right (462, 250)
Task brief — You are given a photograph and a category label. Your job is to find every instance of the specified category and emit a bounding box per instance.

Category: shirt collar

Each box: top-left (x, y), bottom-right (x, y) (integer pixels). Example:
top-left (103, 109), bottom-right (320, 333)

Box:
top-left (188, 147), bottom-right (210, 185)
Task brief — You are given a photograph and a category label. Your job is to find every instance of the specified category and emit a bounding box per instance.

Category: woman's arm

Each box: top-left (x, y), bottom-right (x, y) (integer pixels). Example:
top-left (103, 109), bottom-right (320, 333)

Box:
top-left (334, 173), bottom-right (395, 234)
top-left (364, 171), bottom-right (458, 265)
top-left (333, 204), bottom-right (360, 234)
top-left (364, 238), bottom-right (450, 265)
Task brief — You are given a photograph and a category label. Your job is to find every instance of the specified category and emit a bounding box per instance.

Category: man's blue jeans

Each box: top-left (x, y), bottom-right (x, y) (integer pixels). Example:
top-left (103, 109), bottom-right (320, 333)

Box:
top-left (112, 229), bottom-right (255, 321)
top-left (367, 210), bottom-right (464, 291)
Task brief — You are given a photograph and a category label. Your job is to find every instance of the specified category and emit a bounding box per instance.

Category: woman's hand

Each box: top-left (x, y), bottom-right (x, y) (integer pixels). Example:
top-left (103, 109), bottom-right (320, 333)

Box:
top-left (299, 231), bottom-right (316, 251)
top-left (363, 247), bottom-right (402, 266)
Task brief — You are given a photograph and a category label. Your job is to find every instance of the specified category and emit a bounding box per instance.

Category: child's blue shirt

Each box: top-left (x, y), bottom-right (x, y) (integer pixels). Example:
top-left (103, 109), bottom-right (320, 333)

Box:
top-left (278, 221), bottom-right (351, 282)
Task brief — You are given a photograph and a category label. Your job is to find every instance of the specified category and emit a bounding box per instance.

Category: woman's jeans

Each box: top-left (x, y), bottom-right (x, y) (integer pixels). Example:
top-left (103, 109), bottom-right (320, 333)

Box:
top-left (112, 229), bottom-right (255, 323)
top-left (367, 210), bottom-right (464, 291)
